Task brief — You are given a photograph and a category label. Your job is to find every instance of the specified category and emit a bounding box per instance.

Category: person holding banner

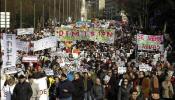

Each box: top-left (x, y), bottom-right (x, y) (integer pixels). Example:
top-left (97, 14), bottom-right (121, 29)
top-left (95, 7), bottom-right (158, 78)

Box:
top-left (13, 75), bottom-right (33, 100)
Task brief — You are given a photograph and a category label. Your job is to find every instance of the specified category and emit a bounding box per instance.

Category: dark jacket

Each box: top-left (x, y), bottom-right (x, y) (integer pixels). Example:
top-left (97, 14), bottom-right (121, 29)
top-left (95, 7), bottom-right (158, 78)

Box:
top-left (118, 86), bottom-right (131, 100)
top-left (72, 79), bottom-right (84, 100)
top-left (13, 81), bottom-right (33, 100)
top-left (91, 84), bottom-right (105, 100)
top-left (57, 80), bottom-right (75, 99)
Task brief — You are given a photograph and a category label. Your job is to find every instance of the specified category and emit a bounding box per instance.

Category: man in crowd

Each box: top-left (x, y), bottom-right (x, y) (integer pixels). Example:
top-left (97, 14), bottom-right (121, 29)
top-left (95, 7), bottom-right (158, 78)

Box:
top-left (13, 75), bottom-right (33, 100)
top-left (56, 73), bottom-right (74, 100)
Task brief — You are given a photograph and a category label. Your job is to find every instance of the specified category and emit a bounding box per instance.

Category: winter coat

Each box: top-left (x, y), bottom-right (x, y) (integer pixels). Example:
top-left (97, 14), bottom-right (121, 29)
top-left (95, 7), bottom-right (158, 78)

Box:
top-left (142, 77), bottom-right (151, 99)
top-left (117, 85), bottom-right (132, 100)
top-left (72, 79), bottom-right (84, 100)
top-left (162, 81), bottom-right (174, 99)
top-left (91, 84), bottom-right (104, 100)
top-left (13, 81), bottom-right (33, 100)
top-left (56, 80), bottom-right (75, 99)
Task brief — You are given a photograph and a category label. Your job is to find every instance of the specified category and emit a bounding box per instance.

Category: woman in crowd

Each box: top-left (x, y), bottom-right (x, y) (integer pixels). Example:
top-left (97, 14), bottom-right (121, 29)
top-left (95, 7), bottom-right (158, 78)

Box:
top-left (118, 78), bottom-right (132, 100)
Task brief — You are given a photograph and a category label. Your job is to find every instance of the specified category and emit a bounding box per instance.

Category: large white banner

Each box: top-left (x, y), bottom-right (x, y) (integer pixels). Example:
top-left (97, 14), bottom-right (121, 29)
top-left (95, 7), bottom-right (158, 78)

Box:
top-left (16, 40), bottom-right (29, 52)
top-left (17, 28), bottom-right (34, 35)
top-left (33, 36), bottom-right (57, 51)
top-left (137, 34), bottom-right (164, 51)
top-left (2, 33), bottom-right (17, 74)
top-left (33, 77), bottom-right (48, 100)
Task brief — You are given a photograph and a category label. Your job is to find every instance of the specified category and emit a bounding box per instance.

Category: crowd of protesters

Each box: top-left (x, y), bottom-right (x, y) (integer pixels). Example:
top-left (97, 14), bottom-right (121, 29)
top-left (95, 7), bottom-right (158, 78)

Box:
top-left (0, 20), bottom-right (175, 100)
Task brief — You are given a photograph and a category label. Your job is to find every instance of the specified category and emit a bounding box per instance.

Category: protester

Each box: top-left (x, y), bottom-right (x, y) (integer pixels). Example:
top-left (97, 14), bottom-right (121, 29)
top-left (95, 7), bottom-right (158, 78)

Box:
top-left (91, 78), bottom-right (105, 100)
top-left (13, 75), bottom-right (33, 100)
top-left (1, 19), bottom-right (175, 100)
top-left (72, 73), bottom-right (84, 100)
top-left (56, 73), bottom-right (74, 100)
top-left (118, 78), bottom-right (132, 100)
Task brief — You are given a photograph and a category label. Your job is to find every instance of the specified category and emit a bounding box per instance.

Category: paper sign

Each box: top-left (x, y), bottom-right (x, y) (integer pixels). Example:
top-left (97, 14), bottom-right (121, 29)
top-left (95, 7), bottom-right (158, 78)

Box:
top-left (33, 36), bottom-right (57, 51)
top-left (22, 56), bottom-right (38, 62)
top-left (44, 69), bottom-right (54, 76)
top-left (118, 67), bottom-right (126, 74)
top-left (17, 28), bottom-right (34, 35)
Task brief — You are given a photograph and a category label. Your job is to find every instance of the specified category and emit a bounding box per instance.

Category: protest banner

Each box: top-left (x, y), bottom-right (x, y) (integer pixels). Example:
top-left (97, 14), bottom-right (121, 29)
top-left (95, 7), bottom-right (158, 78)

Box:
top-left (137, 34), bottom-right (164, 51)
top-left (16, 40), bottom-right (29, 52)
top-left (33, 36), bottom-right (57, 51)
top-left (55, 27), bottom-right (115, 43)
top-left (22, 56), bottom-right (38, 62)
top-left (17, 28), bottom-right (34, 35)
top-left (33, 77), bottom-right (48, 100)
top-left (2, 33), bottom-right (17, 74)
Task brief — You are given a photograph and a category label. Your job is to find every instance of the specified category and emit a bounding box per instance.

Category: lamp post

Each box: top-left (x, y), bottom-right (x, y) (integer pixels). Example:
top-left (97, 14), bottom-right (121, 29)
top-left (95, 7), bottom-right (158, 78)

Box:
top-left (33, 0), bottom-right (36, 28)
top-left (20, 0), bottom-right (23, 28)
top-left (42, 0), bottom-right (45, 27)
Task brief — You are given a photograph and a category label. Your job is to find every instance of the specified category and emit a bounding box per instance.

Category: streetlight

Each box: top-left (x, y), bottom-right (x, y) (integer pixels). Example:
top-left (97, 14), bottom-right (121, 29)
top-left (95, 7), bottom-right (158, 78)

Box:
top-left (20, 0), bottom-right (23, 28)
top-left (42, 0), bottom-right (45, 27)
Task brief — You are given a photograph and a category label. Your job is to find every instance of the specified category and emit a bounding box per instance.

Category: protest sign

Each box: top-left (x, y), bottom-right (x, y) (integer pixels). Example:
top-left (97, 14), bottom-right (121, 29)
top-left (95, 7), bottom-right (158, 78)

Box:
top-left (16, 40), bottom-right (29, 51)
top-left (3, 66), bottom-right (17, 74)
top-left (2, 34), bottom-right (17, 74)
top-left (22, 56), bottom-right (38, 62)
top-left (118, 67), bottom-right (126, 74)
top-left (137, 34), bottom-right (164, 51)
top-left (55, 27), bottom-right (115, 43)
top-left (44, 69), bottom-right (54, 76)
top-left (139, 64), bottom-right (152, 72)
top-left (17, 28), bottom-right (34, 35)
top-left (33, 36), bottom-right (57, 51)
top-left (33, 77), bottom-right (48, 100)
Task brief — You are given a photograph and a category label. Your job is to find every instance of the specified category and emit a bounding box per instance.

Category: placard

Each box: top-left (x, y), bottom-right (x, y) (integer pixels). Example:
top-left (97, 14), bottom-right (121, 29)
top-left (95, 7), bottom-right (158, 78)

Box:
top-left (17, 28), bottom-right (34, 35)
top-left (33, 36), bottom-right (57, 51)
top-left (44, 69), bottom-right (54, 76)
top-left (22, 56), bottom-right (38, 62)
